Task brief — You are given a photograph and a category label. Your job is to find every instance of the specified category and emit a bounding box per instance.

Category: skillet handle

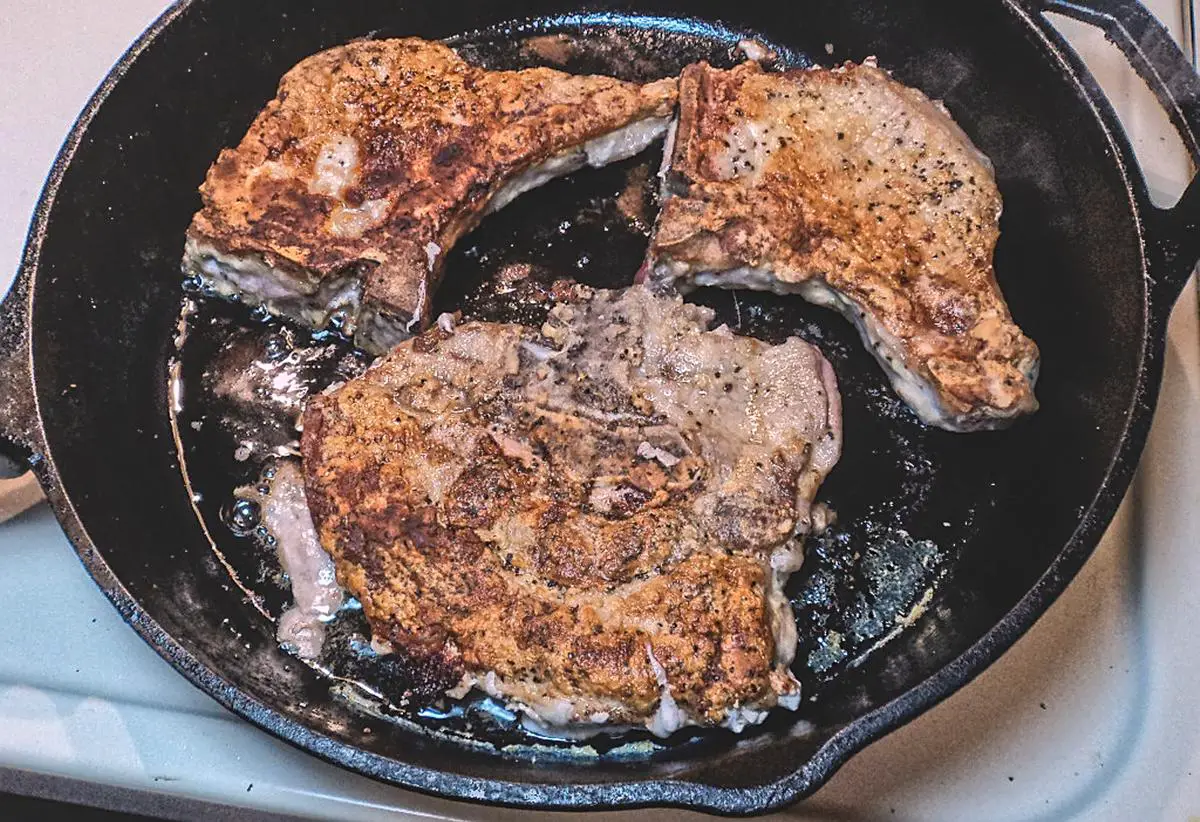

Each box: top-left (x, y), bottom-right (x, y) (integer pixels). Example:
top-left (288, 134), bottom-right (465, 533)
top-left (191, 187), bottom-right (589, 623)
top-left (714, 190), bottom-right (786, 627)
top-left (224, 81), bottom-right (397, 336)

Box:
top-left (0, 269), bottom-right (43, 485)
top-left (1035, 0), bottom-right (1200, 315)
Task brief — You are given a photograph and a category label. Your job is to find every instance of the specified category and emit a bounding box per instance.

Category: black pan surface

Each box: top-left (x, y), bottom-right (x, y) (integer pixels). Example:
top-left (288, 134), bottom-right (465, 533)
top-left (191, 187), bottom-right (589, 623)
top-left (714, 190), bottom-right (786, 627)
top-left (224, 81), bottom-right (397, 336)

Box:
top-left (0, 0), bottom-right (1197, 814)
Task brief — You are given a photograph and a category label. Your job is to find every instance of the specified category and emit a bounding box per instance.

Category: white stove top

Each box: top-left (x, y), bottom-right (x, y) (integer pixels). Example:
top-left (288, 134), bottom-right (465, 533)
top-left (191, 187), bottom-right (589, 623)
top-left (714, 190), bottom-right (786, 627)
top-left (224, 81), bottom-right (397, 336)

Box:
top-left (1, 3), bottom-right (1197, 820)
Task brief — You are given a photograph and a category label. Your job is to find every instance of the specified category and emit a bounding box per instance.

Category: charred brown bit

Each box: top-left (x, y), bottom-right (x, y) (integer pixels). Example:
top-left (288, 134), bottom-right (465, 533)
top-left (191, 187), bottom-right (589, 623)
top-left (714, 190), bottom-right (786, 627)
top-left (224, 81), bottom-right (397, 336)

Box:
top-left (615, 161), bottom-right (654, 229)
top-left (522, 34), bottom-right (576, 65)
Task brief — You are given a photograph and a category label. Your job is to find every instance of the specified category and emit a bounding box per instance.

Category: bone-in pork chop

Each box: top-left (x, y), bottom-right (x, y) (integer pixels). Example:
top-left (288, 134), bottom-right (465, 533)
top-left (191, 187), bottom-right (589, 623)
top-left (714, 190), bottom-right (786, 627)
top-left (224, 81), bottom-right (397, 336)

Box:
top-left (183, 38), bottom-right (676, 353)
top-left (300, 285), bottom-right (841, 735)
top-left (645, 60), bottom-right (1039, 431)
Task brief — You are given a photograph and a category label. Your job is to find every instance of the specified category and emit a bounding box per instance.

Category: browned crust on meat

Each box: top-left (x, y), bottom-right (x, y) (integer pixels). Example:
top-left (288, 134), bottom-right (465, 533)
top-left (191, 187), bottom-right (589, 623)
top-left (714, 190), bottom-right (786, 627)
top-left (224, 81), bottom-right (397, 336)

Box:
top-left (652, 60), bottom-right (1039, 427)
top-left (188, 38), bottom-right (676, 327)
top-left (303, 350), bottom-right (778, 721)
top-left (300, 288), bottom-right (841, 725)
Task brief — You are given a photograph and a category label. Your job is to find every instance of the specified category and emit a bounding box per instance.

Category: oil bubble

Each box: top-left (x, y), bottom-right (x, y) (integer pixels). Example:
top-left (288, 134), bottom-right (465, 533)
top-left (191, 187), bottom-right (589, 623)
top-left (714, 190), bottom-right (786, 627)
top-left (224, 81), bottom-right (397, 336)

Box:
top-left (222, 498), bottom-right (262, 536)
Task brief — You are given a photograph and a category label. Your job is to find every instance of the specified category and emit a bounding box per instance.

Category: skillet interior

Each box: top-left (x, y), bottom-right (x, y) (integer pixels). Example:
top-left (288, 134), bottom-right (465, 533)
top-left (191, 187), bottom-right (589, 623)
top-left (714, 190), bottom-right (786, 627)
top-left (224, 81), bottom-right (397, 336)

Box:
top-left (20, 0), bottom-right (1160, 810)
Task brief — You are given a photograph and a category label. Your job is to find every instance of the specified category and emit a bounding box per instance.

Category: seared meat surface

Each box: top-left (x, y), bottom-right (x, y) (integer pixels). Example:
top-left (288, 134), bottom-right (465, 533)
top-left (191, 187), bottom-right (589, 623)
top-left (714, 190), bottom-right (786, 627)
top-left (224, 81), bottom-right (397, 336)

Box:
top-left (646, 60), bottom-right (1039, 431)
top-left (184, 38), bottom-right (676, 353)
top-left (301, 285), bottom-right (841, 735)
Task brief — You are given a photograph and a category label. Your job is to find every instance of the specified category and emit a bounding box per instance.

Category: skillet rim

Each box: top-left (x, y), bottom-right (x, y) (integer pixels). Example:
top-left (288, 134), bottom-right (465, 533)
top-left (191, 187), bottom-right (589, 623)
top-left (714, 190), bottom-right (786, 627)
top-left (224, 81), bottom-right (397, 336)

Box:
top-left (1, 0), bottom-right (1192, 813)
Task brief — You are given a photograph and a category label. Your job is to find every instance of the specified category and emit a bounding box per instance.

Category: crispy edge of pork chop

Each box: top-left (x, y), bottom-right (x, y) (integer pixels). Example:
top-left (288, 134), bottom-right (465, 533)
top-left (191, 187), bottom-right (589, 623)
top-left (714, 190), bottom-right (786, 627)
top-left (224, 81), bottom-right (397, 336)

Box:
top-left (300, 286), bottom-right (842, 736)
top-left (183, 38), bottom-right (677, 354)
top-left (643, 59), bottom-right (1039, 432)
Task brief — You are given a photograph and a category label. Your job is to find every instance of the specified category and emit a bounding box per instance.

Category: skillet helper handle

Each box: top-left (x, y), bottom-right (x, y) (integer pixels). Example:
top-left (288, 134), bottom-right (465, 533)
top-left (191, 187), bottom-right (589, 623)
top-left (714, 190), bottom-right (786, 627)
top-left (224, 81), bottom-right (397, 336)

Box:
top-left (1037, 0), bottom-right (1200, 313)
top-left (0, 269), bottom-right (46, 519)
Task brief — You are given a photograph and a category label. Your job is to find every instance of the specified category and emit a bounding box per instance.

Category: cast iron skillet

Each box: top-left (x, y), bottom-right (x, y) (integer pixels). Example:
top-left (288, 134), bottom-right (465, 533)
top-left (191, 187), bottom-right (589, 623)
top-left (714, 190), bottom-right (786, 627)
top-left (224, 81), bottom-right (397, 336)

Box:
top-left (0, 0), bottom-right (1198, 814)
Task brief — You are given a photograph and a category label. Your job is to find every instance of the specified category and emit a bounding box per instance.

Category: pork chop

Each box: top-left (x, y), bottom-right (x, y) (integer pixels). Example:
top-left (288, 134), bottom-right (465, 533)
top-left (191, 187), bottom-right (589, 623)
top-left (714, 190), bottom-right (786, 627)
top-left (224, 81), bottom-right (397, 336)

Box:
top-left (183, 38), bottom-right (677, 354)
top-left (300, 284), bottom-right (841, 735)
top-left (644, 60), bottom-right (1039, 431)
